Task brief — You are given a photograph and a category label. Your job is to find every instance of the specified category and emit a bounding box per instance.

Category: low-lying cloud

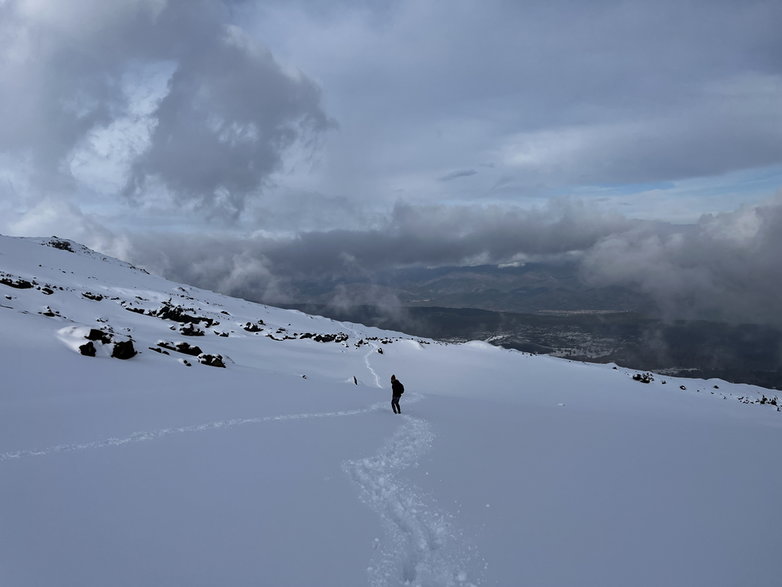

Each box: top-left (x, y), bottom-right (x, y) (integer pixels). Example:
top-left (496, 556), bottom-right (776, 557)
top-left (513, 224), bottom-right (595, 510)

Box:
top-left (122, 196), bottom-right (782, 326)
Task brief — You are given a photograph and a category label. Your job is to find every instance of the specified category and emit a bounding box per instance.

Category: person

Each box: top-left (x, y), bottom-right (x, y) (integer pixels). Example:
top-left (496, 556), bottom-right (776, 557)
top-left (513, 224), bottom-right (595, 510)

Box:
top-left (390, 374), bottom-right (404, 414)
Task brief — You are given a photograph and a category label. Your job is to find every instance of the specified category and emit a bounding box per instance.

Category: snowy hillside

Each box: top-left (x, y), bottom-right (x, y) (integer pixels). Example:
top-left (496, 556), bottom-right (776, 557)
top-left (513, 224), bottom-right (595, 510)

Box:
top-left (1, 234), bottom-right (780, 587)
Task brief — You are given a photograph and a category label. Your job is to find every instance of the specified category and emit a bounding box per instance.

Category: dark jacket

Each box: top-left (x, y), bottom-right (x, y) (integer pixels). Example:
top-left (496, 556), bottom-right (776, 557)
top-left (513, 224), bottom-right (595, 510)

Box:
top-left (391, 379), bottom-right (404, 397)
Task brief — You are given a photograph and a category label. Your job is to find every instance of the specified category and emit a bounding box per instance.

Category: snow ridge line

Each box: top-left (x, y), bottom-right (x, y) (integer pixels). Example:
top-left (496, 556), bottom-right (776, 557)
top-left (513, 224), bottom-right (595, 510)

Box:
top-left (343, 413), bottom-right (479, 587)
top-left (0, 402), bottom-right (390, 463)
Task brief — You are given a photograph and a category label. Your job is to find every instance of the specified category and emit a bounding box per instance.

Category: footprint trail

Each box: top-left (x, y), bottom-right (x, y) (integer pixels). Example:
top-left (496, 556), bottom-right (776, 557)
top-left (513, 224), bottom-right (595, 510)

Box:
top-left (344, 412), bottom-right (480, 586)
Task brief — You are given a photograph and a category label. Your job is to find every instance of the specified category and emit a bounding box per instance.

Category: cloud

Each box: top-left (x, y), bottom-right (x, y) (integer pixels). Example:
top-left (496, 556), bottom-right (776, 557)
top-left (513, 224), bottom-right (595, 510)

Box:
top-left (581, 193), bottom-right (782, 324)
top-left (439, 169), bottom-right (478, 182)
top-left (0, 0), bottom-right (330, 219)
top-left (122, 196), bottom-right (782, 326)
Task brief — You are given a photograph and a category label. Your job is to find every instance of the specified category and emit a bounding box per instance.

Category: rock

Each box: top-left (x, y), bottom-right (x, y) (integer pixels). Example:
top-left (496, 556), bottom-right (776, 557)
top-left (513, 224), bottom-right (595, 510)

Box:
top-left (174, 342), bottom-right (203, 356)
top-left (79, 341), bottom-right (96, 357)
top-left (86, 328), bottom-right (112, 344)
top-left (179, 323), bottom-right (204, 336)
top-left (632, 372), bottom-right (653, 384)
top-left (45, 238), bottom-right (73, 252)
top-left (1, 276), bottom-right (35, 289)
top-left (243, 321), bottom-right (263, 332)
top-left (198, 353), bottom-right (225, 368)
top-left (111, 340), bottom-right (137, 360)
top-left (82, 292), bottom-right (104, 301)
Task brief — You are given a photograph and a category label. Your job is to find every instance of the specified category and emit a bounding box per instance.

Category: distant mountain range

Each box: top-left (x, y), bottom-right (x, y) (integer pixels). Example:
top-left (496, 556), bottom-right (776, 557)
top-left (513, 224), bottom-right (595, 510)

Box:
top-left (271, 263), bottom-right (782, 389)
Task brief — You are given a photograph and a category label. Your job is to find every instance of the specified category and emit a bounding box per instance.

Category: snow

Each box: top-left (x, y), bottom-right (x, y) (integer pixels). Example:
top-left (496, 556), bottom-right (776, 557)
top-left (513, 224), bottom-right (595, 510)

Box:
top-left (1, 234), bottom-right (781, 586)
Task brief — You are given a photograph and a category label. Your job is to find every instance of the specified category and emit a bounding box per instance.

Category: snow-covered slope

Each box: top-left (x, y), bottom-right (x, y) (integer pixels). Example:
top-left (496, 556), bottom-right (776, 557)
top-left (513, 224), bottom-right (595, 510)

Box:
top-left (1, 234), bottom-right (780, 587)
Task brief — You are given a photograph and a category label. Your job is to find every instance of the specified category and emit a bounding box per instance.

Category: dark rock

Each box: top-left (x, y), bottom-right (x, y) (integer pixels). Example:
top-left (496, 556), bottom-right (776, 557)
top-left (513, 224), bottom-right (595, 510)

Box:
top-left (148, 346), bottom-right (170, 355)
top-left (175, 342), bottom-right (203, 356)
top-left (39, 286), bottom-right (54, 295)
top-left (82, 292), bottom-right (104, 301)
top-left (198, 353), bottom-right (226, 368)
top-left (125, 306), bottom-right (147, 315)
top-left (86, 329), bottom-right (112, 344)
top-left (243, 322), bottom-right (263, 332)
top-left (632, 372), bottom-right (653, 384)
top-left (179, 323), bottom-right (204, 336)
top-left (152, 301), bottom-right (215, 327)
top-left (680, 385), bottom-right (687, 390)
top-left (111, 340), bottom-right (137, 360)
top-left (1, 276), bottom-right (35, 289)
top-left (45, 238), bottom-right (73, 252)
top-left (40, 306), bottom-right (59, 317)
top-left (79, 341), bottom-right (96, 357)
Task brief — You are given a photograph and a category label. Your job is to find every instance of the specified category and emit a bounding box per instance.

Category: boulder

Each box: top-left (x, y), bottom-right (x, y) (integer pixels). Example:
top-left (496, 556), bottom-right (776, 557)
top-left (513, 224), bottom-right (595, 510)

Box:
top-left (111, 340), bottom-right (137, 360)
top-left (79, 341), bottom-right (96, 357)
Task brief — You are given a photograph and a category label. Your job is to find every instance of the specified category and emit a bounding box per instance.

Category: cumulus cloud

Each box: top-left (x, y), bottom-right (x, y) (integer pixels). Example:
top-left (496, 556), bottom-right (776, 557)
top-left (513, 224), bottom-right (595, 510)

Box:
top-left (0, 0), bottom-right (330, 219)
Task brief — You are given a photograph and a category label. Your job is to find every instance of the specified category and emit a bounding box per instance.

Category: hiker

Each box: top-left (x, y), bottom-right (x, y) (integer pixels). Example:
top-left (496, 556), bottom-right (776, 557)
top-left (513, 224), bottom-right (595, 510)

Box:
top-left (391, 374), bottom-right (404, 414)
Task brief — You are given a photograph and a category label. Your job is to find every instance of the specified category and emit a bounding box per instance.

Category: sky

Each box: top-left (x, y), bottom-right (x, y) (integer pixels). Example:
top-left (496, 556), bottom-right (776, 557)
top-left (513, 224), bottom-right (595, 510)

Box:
top-left (1, 0), bottom-right (781, 324)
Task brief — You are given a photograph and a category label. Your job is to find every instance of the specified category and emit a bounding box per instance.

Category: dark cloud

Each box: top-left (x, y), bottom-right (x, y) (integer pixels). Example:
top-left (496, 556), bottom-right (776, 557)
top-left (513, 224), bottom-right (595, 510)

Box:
top-left (439, 169), bottom-right (478, 182)
top-left (0, 0), bottom-right (330, 217)
top-left (125, 196), bottom-right (782, 326)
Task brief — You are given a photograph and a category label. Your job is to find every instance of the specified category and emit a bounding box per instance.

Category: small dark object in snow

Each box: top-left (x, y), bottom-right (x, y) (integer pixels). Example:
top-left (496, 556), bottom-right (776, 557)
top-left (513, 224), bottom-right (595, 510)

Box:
top-left (40, 306), bottom-right (59, 317)
top-left (86, 329), bottom-right (112, 344)
top-left (148, 346), bottom-right (170, 355)
top-left (632, 372), bottom-right (654, 384)
top-left (680, 385), bottom-right (687, 390)
top-left (198, 353), bottom-right (225, 368)
top-left (377, 347), bottom-right (384, 354)
top-left (179, 323), bottom-right (204, 336)
top-left (82, 291), bottom-right (104, 301)
top-left (214, 330), bottom-right (229, 337)
top-left (111, 340), bottom-right (137, 360)
top-left (79, 341), bottom-right (96, 357)
top-left (713, 385), bottom-right (719, 389)
top-left (39, 286), bottom-right (54, 295)
top-left (1, 276), bottom-right (34, 289)
top-left (45, 238), bottom-right (73, 252)
top-left (243, 321), bottom-right (263, 332)
top-left (353, 376), bottom-right (358, 385)
top-left (182, 359), bottom-right (192, 367)
top-left (175, 342), bottom-right (203, 356)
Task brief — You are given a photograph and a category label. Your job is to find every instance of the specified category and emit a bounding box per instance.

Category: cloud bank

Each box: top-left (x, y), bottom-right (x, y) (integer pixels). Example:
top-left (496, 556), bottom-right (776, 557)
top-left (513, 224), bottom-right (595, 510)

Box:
top-left (123, 196), bottom-right (782, 326)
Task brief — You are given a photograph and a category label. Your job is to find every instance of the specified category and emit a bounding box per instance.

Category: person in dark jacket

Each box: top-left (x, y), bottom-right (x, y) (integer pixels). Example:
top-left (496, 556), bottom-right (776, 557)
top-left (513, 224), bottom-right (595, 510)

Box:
top-left (390, 374), bottom-right (404, 414)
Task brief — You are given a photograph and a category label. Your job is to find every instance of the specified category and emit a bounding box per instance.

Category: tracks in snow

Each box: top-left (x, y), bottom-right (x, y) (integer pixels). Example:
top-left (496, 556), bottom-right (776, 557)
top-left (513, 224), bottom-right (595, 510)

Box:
top-left (344, 413), bottom-right (479, 587)
top-left (345, 328), bottom-right (480, 586)
top-left (0, 404), bottom-right (386, 462)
